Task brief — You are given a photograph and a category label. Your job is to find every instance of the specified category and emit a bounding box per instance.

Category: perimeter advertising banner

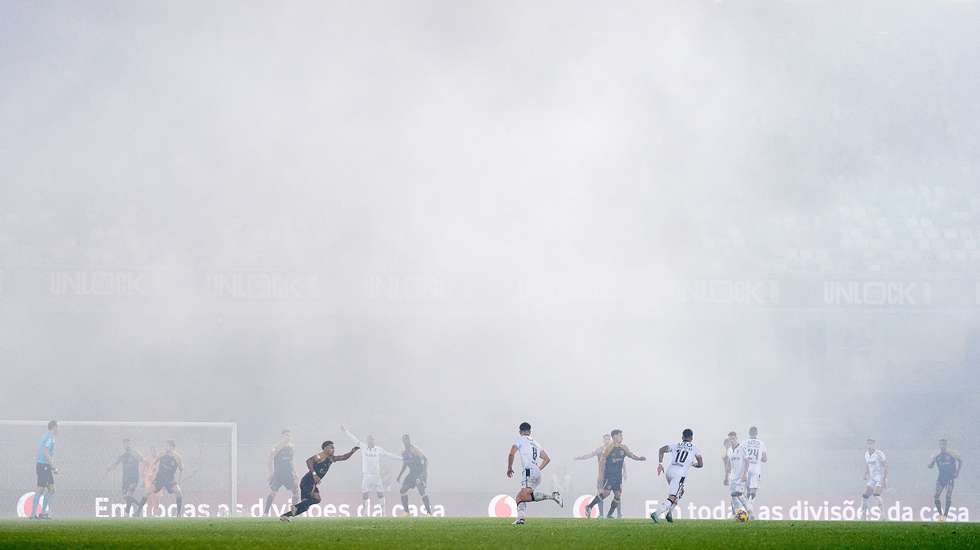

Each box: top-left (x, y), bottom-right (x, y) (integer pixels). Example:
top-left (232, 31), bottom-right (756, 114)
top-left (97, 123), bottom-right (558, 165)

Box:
top-left (4, 489), bottom-right (973, 522)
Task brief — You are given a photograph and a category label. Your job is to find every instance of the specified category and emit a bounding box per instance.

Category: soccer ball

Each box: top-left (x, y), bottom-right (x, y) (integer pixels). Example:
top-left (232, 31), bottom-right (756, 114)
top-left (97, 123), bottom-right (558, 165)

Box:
top-left (735, 509), bottom-right (749, 523)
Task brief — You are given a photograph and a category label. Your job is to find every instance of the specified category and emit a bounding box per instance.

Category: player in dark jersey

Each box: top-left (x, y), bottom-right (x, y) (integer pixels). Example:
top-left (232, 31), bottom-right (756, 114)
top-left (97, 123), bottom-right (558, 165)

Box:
top-left (396, 434), bottom-right (433, 516)
top-left (279, 440), bottom-right (359, 521)
top-left (106, 438), bottom-right (143, 516)
top-left (585, 429), bottom-right (646, 519)
top-left (264, 429), bottom-right (299, 517)
top-left (928, 438), bottom-right (962, 522)
top-left (574, 434), bottom-right (613, 517)
top-left (138, 440), bottom-right (184, 517)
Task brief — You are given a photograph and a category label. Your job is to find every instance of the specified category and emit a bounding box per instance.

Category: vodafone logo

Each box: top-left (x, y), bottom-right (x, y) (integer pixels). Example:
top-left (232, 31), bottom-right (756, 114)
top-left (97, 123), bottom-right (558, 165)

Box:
top-left (487, 494), bottom-right (517, 518)
top-left (17, 492), bottom-right (36, 518)
top-left (573, 495), bottom-right (599, 518)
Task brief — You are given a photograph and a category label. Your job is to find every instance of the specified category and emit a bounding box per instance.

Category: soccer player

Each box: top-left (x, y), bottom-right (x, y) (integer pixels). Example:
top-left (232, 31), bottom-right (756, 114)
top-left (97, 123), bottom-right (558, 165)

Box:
top-left (650, 428), bottom-right (703, 524)
top-left (575, 434), bottom-right (612, 517)
top-left (139, 440), bottom-right (184, 518)
top-left (506, 422), bottom-right (562, 525)
top-left (31, 420), bottom-right (58, 519)
top-left (742, 426), bottom-right (768, 518)
top-left (585, 429), bottom-right (646, 519)
top-left (106, 438), bottom-right (143, 516)
top-left (722, 431), bottom-right (737, 486)
top-left (280, 440), bottom-right (359, 521)
top-left (396, 434), bottom-right (433, 516)
top-left (928, 438), bottom-right (962, 522)
top-left (725, 434), bottom-right (750, 518)
top-left (862, 438), bottom-right (888, 520)
top-left (264, 429), bottom-right (299, 517)
top-left (342, 425), bottom-right (402, 517)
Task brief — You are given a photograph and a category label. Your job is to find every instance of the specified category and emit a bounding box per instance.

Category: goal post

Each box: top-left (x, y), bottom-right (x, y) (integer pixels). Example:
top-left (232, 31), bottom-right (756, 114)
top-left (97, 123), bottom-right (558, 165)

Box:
top-left (0, 420), bottom-right (238, 518)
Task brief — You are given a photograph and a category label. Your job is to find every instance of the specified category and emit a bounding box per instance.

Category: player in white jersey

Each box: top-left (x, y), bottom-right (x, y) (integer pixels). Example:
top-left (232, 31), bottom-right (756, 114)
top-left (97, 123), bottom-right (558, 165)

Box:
top-left (742, 426), bottom-right (768, 518)
top-left (724, 432), bottom-right (750, 518)
top-left (651, 429), bottom-right (703, 523)
top-left (342, 426), bottom-right (402, 517)
top-left (862, 438), bottom-right (888, 520)
top-left (506, 422), bottom-right (562, 525)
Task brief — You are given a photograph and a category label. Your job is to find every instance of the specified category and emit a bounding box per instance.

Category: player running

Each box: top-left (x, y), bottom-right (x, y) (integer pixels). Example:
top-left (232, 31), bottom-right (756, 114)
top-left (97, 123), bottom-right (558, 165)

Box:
top-left (725, 433), bottom-right (750, 518)
top-left (742, 426), bottom-right (768, 518)
top-left (506, 422), bottom-right (562, 525)
top-left (396, 434), bottom-right (434, 516)
top-left (928, 438), bottom-right (962, 522)
top-left (139, 440), bottom-right (184, 518)
top-left (342, 425), bottom-right (402, 517)
top-left (584, 429), bottom-right (646, 519)
top-left (30, 420), bottom-right (58, 519)
top-left (106, 438), bottom-right (143, 516)
top-left (280, 440), bottom-right (359, 521)
top-left (650, 428), bottom-right (703, 524)
top-left (862, 438), bottom-right (888, 520)
top-left (264, 429), bottom-right (299, 517)
top-left (575, 434), bottom-right (612, 517)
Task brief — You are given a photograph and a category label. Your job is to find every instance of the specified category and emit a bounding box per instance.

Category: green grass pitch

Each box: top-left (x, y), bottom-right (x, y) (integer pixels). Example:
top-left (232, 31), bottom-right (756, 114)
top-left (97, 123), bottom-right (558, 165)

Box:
top-left (1, 518), bottom-right (977, 549)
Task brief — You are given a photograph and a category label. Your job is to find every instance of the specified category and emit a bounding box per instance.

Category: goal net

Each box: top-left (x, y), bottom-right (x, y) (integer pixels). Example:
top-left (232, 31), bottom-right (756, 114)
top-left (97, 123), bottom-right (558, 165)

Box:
top-left (0, 420), bottom-right (237, 519)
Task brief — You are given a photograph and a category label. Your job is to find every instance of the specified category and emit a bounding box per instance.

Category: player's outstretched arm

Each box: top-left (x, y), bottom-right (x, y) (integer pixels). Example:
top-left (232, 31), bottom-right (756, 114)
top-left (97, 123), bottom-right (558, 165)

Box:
top-left (507, 445), bottom-right (517, 478)
top-left (334, 447), bottom-right (360, 462)
top-left (623, 445), bottom-right (646, 461)
top-left (341, 426), bottom-right (363, 447)
top-left (107, 454), bottom-right (122, 473)
top-left (955, 453), bottom-right (963, 477)
top-left (928, 453), bottom-right (937, 468)
top-left (539, 450), bottom-right (551, 471)
top-left (694, 454), bottom-right (704, 468)
top-left (396, 459), bottom-right (408, 482)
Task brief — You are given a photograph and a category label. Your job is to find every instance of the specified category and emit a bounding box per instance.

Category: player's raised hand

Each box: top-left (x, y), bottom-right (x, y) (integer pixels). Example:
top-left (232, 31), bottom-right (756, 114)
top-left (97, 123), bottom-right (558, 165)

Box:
top-left (506, 468), bottom-right (514, 478)
top-left (656, 464), bottom-right (664, 476)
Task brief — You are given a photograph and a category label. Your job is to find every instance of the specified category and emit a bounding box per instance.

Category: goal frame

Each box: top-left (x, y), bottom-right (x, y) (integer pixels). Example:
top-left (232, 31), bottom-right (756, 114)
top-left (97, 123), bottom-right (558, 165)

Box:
top-left (0, 420), bottom-right (238, 514)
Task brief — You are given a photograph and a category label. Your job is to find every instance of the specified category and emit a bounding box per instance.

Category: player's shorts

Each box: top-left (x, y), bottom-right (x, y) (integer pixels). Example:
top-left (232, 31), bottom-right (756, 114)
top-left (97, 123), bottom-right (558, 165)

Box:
top-left (401, 472), bottom-right (426, 493)
top-left (270, 471), bottom-right (298, 492)
top-left (122, 475), bottom-right (139, 495)
top-left (747, 469), bottom-right (761, 490)
top-left (361, 474), bottom-right (385, 494)
top-left (665, 466), bottom-right (686, 498)
top-left (300, 472), bottom-right (321, 501)
top-left (602, 474), bottom-right (623, 492)
top-left (865, 474), bottom-right (884, 490)
top-left (521, 468), bottom-right (542, 490)
top-left (153, 475), bottom-right (178, 493)
top-left (936, 477), bottom-right (955, 493)
top-left (729, 478), bottom-right (747, 495)
top-left (35, 463), bottom-right (55, 488)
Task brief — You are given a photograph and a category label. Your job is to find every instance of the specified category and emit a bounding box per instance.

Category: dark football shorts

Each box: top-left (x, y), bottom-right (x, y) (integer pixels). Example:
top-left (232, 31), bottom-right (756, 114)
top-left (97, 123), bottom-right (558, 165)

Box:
top-left (122, 475), bottom-right (139, 494)
top-left (36, 463), bottom-right (55, 487)
top-left (400, 473), bottom-right (426, 493)
top-left (153, 475), bottom-right (178, 493)
top-left (299, 472), bottom-right (321, 501)
top-left (603, 474), bottom-right (623, 492)
top-left (936, 477), bottom-right (956, 493)
top-left (270, 471), bottom-right (298, 492)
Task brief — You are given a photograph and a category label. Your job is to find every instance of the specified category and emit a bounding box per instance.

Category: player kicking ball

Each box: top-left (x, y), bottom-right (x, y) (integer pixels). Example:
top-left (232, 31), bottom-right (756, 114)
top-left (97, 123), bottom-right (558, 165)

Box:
top-left (651, 428), bottom-right (703, 524)
top-left (506, 422), bottom-right (562, 525)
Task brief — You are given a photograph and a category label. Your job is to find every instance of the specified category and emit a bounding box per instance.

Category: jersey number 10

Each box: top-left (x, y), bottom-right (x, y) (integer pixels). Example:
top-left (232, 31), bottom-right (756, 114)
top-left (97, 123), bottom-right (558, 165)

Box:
top-left (674, 450), bottom-right (688, 464)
